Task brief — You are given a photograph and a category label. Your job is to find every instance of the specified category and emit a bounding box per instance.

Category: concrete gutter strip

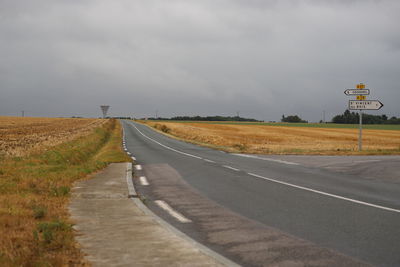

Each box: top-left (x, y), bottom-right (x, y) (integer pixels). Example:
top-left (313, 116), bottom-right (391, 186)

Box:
top-left (69, 162), bottom-right (234, 266)
top-left (126, 162), bottom-right (137, 198)
top-left (129, 162), bottom-right (239, 266)
top-left (132, 197), bottom-right (240, 267)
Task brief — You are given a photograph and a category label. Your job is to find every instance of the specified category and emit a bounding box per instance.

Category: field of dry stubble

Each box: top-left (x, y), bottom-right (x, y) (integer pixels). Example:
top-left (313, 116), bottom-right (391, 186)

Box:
top-left (0, 116), bottom-right (106, 157)
top-left (147, 121), bottom-right (400, 155)
top-left (0, 116), bottom-right (130, 266)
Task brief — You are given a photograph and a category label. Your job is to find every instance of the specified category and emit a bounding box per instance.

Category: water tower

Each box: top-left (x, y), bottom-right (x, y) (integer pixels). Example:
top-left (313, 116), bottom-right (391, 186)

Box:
top-left (100, 105), bottom-right (110, 119)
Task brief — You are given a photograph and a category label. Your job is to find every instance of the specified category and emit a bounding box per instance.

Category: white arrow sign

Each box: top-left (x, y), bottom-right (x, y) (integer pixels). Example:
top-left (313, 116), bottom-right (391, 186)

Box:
top-left (349, 100), bottom-right (384, 110)
top-left (344, 89), bottom-right (370, 95)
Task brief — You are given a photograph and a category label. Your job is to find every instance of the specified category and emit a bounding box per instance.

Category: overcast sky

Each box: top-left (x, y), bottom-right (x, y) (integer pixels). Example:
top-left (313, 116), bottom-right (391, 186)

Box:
top-left (1, 0), bottom-right (399, 121)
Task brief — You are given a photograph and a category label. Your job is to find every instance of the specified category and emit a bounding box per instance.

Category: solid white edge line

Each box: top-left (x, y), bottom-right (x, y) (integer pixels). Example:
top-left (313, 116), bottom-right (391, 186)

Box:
top-left (204, 159), bottom-right (215, 163)
top-left (247, 172), bottom-right (400, 214)
top-left (128, 122), bottom-right (400, 214)
top-left (234, 154), bottom-right (299, 166)
top-left (135, 165), bottom-right (142, 170)
top-left (154, 200), bottom-right (192, 223)
top-left (222, 165), bottom-right (240, 172)
top-left (130, 123), bottom-right (203, 160)
top-left (139, 176), bottom-right (149, 186)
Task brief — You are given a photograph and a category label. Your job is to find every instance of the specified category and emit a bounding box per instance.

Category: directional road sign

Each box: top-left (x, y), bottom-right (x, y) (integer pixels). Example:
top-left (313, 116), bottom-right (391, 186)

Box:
top-left (344, 89), bottom-right (370, 95)
top-left (356, 83), bottom-right (365, 89)
top-left (349, 100), bottom-right (384, 110)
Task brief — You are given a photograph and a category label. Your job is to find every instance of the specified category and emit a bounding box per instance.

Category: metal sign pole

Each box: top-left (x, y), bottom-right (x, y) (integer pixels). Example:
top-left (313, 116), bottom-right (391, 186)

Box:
top-left (346, 83), bottom-right (383, 152)
top-left (359, 110), bottom-right (362, 151)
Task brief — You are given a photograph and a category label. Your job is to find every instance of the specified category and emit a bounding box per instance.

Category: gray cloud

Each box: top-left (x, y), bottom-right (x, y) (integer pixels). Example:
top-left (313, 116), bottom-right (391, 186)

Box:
top-left (0, 0), bottom-right (399, 121)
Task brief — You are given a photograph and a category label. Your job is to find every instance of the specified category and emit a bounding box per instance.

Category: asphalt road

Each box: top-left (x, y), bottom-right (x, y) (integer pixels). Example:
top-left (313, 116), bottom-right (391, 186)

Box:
top-left (121, 120), bottom-right (400, 267)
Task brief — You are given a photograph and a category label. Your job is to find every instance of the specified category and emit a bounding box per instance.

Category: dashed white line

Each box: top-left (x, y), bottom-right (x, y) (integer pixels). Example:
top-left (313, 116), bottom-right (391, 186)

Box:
top-left (155, 200), bottom-right (192, 223)
top-left (130, 124), bottom-right (203, 160)
top-left (222, 165), bottom-right (240, 172)
top-left (127, 122), bottom-right (400, 214)
top-left (139, 176), bottom-right (149, 186)
top-left (127, 152), bottom-right (131, 155)
top-left (135, 165), bottom-right (142, 171)
top-left (131, 156), bottom-right (136, 161)
top-left (247, 172), bottom-right (400, 214)
top-left (204, 159), bottom-right (215, 163)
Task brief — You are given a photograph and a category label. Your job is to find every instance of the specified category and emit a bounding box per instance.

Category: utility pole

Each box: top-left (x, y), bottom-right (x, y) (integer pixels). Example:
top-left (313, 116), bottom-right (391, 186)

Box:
top-left (22, 110), bottom-right (25, 117)
top-left (323, 110), bottom-right (325, 123)
top-left (236, 111), bottom-right (240, 118)
top-left (155, 110), bottom-right (158, 119)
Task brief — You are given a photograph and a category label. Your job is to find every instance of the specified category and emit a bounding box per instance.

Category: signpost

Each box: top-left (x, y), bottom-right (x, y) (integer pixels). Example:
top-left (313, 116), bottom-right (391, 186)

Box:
top-left (344, 83), bottom-right (383, 151)
top-left (349, 100), bottom-right (383, 110)
top-left (344, 89), bottom-right (370, 95)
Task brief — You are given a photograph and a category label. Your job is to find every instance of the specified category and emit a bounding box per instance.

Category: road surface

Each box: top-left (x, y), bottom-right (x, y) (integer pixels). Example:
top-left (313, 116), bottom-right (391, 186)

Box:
top-left (122, 120), bottom-right (400, 266)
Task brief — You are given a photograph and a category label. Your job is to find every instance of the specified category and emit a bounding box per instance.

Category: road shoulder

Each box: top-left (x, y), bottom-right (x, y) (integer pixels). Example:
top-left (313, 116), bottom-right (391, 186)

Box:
top-left (68, 162), bottom-right (226, 266)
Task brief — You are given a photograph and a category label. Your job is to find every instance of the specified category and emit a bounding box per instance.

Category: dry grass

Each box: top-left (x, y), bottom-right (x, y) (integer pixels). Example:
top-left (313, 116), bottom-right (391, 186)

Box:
top-left (0, 118), bottom-right (130, 266)
top-left (145, 121), bottom-right (400, 155)
top-left (0, 116), bottom-right (106, 157)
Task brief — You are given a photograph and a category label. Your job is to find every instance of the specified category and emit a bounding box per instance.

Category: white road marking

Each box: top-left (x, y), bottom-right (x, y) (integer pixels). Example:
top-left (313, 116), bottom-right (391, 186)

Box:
top-left (223, 165), bottom-right (240, 172)
top-left (127, 122), bottom-right (400, 214)
top-left (139, 176), bottom-right (149, 186)
top-left (247, 172), bottom-right (400, 214)
top-left (353, 159), bottom-right (381, 163)
top-left (131, 156), bottom-right (136, 161)
top-left (131, 124), bottom-right (202, 160)
top-left (135, 165), bottom-right (142, 171)
top-left (204, 159), bottom-right (215, 163)
top-left (127, 152), bottom-right (131, 155)
top-left (233, 154), bottom-right (299, 165)
top-left (155, 200), bottom-right (192, 223)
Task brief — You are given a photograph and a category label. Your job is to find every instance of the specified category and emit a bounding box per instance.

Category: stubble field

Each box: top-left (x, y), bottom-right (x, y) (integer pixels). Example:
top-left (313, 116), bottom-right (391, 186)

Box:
top-left (145, 121), bottom-right (400, 155)
top-left (0, 116), bottom-right (106, 157)
top-left (0, 117), bottom-right (129, 266)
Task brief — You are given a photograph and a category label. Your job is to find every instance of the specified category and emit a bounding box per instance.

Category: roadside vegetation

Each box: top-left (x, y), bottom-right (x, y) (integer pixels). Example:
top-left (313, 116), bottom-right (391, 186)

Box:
top-left (0, 117), bottom-right (130, 266)
top-left (141, 121), bottom-right (400, 155)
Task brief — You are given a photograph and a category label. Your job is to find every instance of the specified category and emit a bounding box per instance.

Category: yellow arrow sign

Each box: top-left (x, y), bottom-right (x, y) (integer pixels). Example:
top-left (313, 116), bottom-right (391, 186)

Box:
top-left (356, 95), bottom-right (366, 100)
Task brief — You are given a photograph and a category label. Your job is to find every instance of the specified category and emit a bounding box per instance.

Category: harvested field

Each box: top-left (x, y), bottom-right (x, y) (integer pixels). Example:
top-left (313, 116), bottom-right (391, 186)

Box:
top-left (0, 118), bottom-right (130, 266)
top-left (0, 116), bottom-right (106, 157)
top-left (144, 121), bottom-right (400, 155)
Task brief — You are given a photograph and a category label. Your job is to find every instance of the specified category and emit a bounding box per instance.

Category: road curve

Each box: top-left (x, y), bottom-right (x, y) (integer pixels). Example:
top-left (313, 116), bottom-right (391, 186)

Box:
top-left (122, 120), bottom-right (400, 267)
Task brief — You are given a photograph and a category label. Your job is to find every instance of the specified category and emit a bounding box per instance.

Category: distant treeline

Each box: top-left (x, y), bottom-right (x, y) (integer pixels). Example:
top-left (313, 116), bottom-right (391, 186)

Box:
top-left (281, 115), bottom-right (307, 123)
top-left (147, 116), bottom-right (261, 122)
top-left (332, 110), bottom-right (400, 124)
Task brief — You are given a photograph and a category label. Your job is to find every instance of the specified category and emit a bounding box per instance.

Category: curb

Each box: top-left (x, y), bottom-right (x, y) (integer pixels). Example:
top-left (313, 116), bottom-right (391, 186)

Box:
top-left (126, 162), bottom-right (137, 198)
top-left (121, 123), bottom-right (240, 266)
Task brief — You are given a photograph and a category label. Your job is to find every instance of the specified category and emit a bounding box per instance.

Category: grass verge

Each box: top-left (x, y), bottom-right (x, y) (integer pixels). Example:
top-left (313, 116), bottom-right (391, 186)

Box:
top-left (0, 119), bottom-right (130, 266)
